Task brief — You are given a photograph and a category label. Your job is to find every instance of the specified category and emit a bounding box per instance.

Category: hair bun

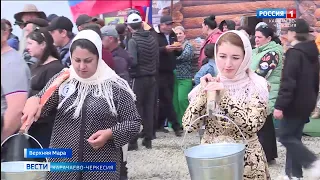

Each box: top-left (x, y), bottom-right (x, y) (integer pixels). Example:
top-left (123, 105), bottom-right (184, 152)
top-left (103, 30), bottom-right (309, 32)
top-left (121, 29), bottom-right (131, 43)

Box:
top-left (209, 15), bottom-right (216, 20)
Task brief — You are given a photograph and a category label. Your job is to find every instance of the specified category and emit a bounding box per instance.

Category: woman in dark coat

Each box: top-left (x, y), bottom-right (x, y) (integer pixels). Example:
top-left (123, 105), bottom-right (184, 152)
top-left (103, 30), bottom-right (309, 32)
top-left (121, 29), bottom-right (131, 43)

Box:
top-left (21, 30), bottom-right (141, 180)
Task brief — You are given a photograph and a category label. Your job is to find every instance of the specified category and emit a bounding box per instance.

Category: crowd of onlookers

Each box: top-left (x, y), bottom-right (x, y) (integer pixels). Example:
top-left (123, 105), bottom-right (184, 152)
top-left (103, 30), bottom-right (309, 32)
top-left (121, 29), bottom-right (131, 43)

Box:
top-left (1, 3), bottom-right (320, 180)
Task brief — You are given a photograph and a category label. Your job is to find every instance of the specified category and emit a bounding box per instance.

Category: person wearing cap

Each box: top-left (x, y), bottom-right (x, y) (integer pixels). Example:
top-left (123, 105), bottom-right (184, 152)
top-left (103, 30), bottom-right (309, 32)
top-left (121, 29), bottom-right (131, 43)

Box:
top-left (100, 25), bottom-right (131, 180)
top-left (48, 16), bottom-right (74, 67)
top-left (126, 12), bottom-right (160, 140)
top-left (156, 15), bottom-right (183, 136)
top-left (125, 9), bottom-right (158, 49)
top-left (274, 19), bottom-right (320, 180)
top-left (14, 20), bottom-right (25, 30)
top-left (126, 13), bottom-right (158, 150)
top-left (47, 14), bottom-right (58, 23)
top-left (23, 18), bottom-right (49, 36)
top-left (76, 14), bottom-right (98, 31)
top-left (101, 25), bottom-right (131, 82)
top-left (14, 4), bottom-right (46, 24)
top-left (1, 19), bottom-right (19, 51)
top-left (80, 23), bottom-right (115, 70)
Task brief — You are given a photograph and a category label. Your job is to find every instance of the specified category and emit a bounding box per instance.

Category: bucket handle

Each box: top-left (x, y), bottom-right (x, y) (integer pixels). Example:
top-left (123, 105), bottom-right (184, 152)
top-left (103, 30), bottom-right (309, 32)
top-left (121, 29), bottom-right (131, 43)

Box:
top-left (1, 133), bottom-right (49, 162)
top-left (181, 113), bottom-right (247, 151)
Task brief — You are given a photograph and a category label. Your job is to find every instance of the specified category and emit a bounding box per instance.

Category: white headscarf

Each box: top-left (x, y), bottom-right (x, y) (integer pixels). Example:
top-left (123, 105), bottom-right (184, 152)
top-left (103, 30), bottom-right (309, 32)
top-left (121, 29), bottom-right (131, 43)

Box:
top-left (58, 30), bottom-right (136, 118)
top-left (188, 30), bottom-right (268, 103)
top-left (214, 30), bottom-right (269, 103)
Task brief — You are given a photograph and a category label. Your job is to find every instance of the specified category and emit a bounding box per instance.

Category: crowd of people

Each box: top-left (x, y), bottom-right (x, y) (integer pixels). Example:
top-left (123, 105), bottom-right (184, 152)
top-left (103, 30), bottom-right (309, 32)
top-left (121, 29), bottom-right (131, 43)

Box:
top-left (1, 3), bottom-right (320, 180)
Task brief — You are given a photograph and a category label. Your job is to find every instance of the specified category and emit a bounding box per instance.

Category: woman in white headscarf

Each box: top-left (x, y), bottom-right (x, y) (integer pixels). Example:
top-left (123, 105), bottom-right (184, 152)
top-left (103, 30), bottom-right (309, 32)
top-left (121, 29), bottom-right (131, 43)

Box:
top-left (21, 30), bottom-right (141, 180)
top-left (183, 30), bottom-right (270, 179)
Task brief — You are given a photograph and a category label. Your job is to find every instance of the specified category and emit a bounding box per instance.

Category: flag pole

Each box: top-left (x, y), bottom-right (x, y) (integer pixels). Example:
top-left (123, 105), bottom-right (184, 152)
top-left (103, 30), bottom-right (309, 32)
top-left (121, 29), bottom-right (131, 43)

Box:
top-left (145, 7), bottom-right (150, 24)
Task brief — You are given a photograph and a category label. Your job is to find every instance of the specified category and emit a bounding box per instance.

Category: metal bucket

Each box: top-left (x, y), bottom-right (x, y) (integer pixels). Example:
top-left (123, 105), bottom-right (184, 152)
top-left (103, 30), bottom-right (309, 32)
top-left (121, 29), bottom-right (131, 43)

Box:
top-left (1, 133), bottom-right (47, 180)
top-left (185, 143), bottom-right (245, 180)
top-left (182, 114), bottom-right (247, 180)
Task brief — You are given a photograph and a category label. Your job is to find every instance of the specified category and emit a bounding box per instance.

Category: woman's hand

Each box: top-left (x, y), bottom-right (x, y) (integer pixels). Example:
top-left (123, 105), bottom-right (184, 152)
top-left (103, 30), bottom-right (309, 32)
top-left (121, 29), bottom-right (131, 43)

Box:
top-left (273, 109), bottom-right (283, 120)
top-left (165, 45), bottom-right (176, 52)
top-left (20, 97), bottom-right (41, 132)
top-left (173, 45), bottom-right (183, 51)
top-left (204, 81), bottom-right (224, 92)
top-left (87, 129), bottom-right (113, 150)
top-left (267, 82), bottom-right (271, 92)
top-left (204, 76), bottom-right (224, 102)
top-left (200, 74), bottom-right (216, 88)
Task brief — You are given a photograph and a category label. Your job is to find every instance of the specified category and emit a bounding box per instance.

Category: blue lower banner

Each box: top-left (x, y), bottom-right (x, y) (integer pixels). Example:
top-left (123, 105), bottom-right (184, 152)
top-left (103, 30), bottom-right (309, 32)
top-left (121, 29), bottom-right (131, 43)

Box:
top-left (24, 162), bottom-right (116, 172)
top-left (24, 148), bottom-right (72, 158)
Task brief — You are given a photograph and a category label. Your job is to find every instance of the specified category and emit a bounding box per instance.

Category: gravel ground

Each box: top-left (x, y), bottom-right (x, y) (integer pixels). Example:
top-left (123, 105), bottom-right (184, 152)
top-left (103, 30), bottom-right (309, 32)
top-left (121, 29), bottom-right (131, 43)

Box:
top-left (127, 131), bottom-right (320, 180)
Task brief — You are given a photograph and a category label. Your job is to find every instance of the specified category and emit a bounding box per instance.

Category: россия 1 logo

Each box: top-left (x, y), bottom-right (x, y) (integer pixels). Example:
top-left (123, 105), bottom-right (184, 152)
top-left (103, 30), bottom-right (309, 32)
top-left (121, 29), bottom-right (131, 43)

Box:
top-left (256, 9), bottom-right (296, 19)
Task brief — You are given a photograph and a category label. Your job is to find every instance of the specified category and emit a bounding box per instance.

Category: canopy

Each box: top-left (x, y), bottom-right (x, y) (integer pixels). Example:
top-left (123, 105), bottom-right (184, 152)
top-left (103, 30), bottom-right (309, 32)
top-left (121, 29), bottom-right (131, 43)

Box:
top-left (68, 0), bottom-right (151, 22)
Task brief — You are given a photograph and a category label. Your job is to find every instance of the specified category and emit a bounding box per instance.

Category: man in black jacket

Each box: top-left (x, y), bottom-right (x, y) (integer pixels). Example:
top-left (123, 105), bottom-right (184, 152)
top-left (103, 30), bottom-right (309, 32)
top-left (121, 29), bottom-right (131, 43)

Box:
top-left (274, 19), bottom-right (320, 179)
top-left (156, 15), bottom-right (183, 137)
top-left (126, 13), bottom-right (158, 150)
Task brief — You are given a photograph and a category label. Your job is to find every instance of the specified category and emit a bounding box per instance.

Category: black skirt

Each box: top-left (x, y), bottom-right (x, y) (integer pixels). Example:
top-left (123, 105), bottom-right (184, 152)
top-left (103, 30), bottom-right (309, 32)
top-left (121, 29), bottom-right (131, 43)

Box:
top-left (258, 114), bottom-right (278, 162)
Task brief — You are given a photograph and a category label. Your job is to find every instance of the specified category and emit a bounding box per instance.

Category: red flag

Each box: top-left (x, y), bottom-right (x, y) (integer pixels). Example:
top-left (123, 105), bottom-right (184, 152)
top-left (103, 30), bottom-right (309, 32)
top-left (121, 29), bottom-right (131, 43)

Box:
top-left (69, 0), bottom-right (150, 21)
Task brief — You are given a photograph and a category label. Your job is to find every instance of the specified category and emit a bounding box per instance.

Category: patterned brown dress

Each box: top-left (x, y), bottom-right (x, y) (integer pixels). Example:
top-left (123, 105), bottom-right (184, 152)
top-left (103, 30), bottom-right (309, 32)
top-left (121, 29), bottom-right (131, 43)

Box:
top-left (182, 86), bottom-right (270, 180)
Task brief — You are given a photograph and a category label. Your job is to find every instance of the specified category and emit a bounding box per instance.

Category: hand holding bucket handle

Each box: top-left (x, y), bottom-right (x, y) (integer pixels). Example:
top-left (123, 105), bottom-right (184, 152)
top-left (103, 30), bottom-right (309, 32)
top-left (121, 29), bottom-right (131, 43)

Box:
top-left (19, 97), bottom-right (42, 133)
top-left (19, 119), bottom-right (34, 134)
top-left (19, 69), bottom-right (71, 133)
top-left (181, 91), bottom-right (248, 150)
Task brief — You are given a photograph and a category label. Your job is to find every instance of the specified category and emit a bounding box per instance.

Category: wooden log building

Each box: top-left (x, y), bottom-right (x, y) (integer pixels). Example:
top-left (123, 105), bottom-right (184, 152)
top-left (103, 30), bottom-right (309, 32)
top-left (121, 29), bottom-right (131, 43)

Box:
top-left (160, 0), bottom-right (320, 47)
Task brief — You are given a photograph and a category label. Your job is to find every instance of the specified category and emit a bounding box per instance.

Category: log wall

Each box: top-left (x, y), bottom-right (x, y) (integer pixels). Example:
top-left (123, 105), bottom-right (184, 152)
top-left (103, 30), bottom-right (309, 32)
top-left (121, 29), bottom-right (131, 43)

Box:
top-left (165, 0), bottom-right (320, 40)
top-left (181, 1), bottom-right (296, 18)
top-left (183, 14), bottom-right (244, 29)
top-left (180, 0), bottom-right (244, 7)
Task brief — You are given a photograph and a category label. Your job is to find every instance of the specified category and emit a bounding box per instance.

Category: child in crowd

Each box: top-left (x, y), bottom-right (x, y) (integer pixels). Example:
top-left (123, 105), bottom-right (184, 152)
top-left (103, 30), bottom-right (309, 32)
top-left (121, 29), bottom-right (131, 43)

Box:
top-left (194, 43), bottom-right (217, 85)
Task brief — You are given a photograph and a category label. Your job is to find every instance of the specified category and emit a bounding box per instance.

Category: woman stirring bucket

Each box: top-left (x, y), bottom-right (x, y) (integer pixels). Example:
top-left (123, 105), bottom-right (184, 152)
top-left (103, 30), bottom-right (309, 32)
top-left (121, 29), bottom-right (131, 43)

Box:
top-left (183, 30), bottom-right (270, 179)
top-left (20, 30), bottom-right (141, 180)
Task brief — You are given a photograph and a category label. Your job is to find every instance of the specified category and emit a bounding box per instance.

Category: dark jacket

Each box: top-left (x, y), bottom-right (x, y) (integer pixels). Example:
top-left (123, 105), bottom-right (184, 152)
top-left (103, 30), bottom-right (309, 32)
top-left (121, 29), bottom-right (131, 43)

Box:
top-left (149, 28), bottom-right (158, 42)
top-left (57, 40), bottom-right (72, 67)
top-left (127, 30), bottom-right (158, 78)
top-left (126, 27), bottom-right (159, 71)
top-left (111, 47), bottom-right (132, 82)
top-left (157, 31), bottom-right (182, 74)
top-left (275, 41), bottom-right (320, 119)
